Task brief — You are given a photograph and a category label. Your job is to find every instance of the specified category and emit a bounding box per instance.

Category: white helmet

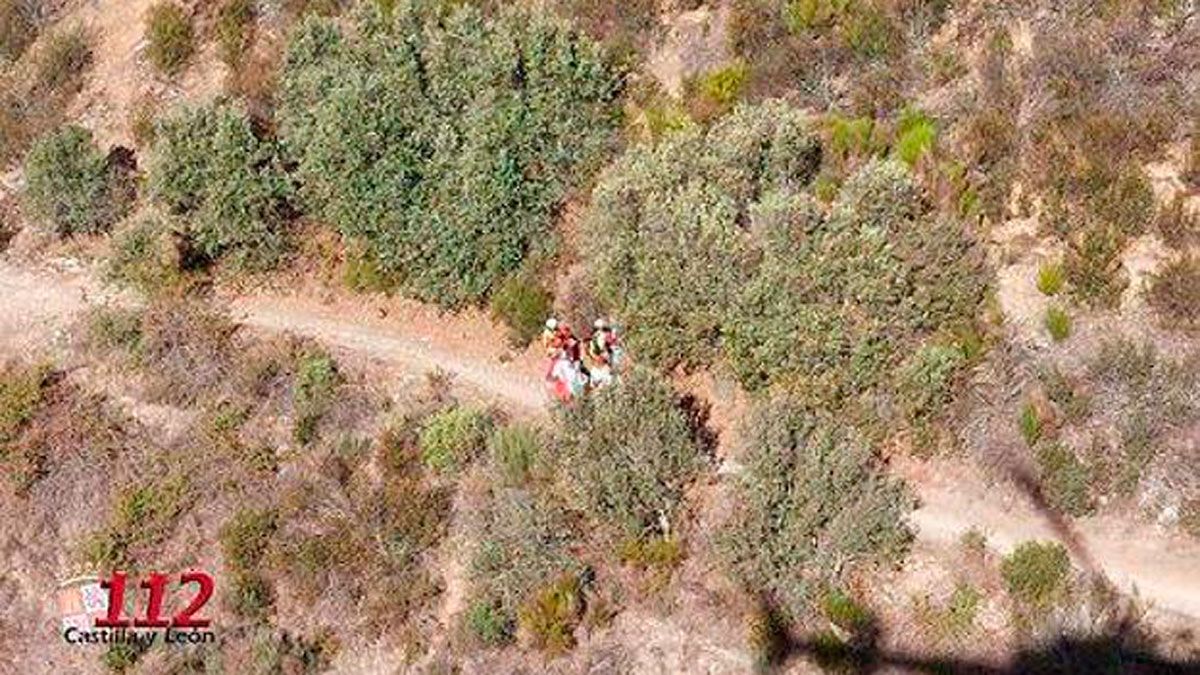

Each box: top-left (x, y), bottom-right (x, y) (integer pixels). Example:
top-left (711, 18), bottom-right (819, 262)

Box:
top-left (593, 318), bottom-right (607, 330)
top-left (545, 317), bottom-right (558, 330)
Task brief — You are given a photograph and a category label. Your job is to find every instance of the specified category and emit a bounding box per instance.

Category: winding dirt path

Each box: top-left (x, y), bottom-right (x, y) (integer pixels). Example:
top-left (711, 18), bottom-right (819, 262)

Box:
top-left (2, 259), bottom-right (1199, 627)
top-left (228, 292), bottom-right (547, 415)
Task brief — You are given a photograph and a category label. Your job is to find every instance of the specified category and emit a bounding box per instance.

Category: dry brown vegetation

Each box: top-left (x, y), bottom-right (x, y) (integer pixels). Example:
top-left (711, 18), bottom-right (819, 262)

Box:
top-left (3, 0), bottom-right (1200, 672)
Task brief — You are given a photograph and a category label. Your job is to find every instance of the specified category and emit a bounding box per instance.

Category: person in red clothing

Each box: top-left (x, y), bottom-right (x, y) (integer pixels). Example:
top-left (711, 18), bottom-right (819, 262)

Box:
top-left (558, 323), bottom-right (581, 364)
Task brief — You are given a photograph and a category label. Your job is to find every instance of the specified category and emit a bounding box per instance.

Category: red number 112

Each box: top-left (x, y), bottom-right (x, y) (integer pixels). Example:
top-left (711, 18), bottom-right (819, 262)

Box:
top-left (94, 571), bottom-right (214, 629)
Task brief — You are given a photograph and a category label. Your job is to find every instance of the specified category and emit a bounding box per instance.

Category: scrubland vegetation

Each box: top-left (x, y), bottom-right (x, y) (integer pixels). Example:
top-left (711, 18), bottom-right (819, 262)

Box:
top-left (278, 5), bottom-right (623, 306)
top-left (723, 397), bottom-right (912, 620)
top-left (2, 0), bottom-right (1200, 672)
top-left (145, 2), bottom-right (194, 75)
top-left (148, 102), bottom-right (293, 268)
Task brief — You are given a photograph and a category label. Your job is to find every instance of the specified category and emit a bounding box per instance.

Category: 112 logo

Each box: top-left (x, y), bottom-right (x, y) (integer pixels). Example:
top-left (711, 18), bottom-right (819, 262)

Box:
top-left (94, 571), bottom-right (214, 628)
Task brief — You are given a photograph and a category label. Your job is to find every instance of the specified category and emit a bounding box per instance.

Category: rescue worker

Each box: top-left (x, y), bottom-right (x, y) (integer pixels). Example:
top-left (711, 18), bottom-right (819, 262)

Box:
top-left (587, 318), bottom-right (615, 367)
top-left (558, 321), bottom-right (582, 366)
top-left (541, 318), bottom-right (563, 359)
top-left (586, 318), bottom-right (622, 388)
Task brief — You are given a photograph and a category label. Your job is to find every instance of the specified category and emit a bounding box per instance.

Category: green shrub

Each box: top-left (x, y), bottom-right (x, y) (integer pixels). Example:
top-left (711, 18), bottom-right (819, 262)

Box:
top-left (1000, 541), bottom-right (1070, 611)
top-left (784, 0), bottom-right (901, 60)
top-left (84, 476), bottom-right (191, 569)
top-left (839, 1), bottom-right (900, 60)
top-left (278, 6), bottom-right (622, 308)
top-left (487, 424), bottom-right (542, 486)
top-left (103, 642), bottom-right (145, 673)
top-left (216, 0), bottom-right (255, 69)
top-left (1147, 256), bottom-right (1200, 329)
top-left (105, 214), bottom-right (183, 294)
top-left (86, 307), bottom-right (144, 353)
top-left (618, 536), bottom-right (685, 571)
top-left (586, 101), bottom-right (819, 369)
top-left (724, 159), bottom-right (985, 397)
top-left (292, 351), bottom-right (339, 445)
top-left (420, 406), bottom-right (491, 472)
top-left (892, 107), bottom-right (936, 167)
top-left (490, 275), bottom-right (552, 348)
top-left (148, 103), bottom-right (293, 268)
top-left (1090, 162), bottom-right (1154, 238)
top-left (227, 571), bottom-right (273, 620)
top-left (145, 2), bottom-right (194, 75)
top-left (641, 99), bottom-right (694, 140)
top-left (915, 582), bottom-right (981, 643)
top-left (341, 244), bottom-right (399, 294)
top-left (0, 362), bottom-right (48, 445)
top-left (897, 343), bottom-right (966, 422)
top-left (822, 589), bottom-right (873, 633)
top-left (1037, 262), bottom-right (1065, 296)
top-left (0, 0), bottom-right (37, 61)
top-left (220, 508), bottom-right (277, 572)
top-left (722, 397), bottom-right (913, 619)
top-left (517, 574), bottom-right (582, 654)
top-left (467, 599), bottom-right (511, 646)
top-left (1044, 307), bottom-right (1071, 342)
top-left (827, 113), bottom-right (879, 165)
top-left (23, 125), bottom-right (132, 236)
top-left (1034, 442), bottom-right (1093, 517)
top-left (694, 60), bottom-right (748, 110)
top-left (35, 25), bottom-right (92, 92)
top-left (1019, 402), bottom-right (1041, 447)
top-left (129, 98), bottom-right (158, 148)
top-left (554, 367), bottom-right (707, 536)
top-left (1064, 224), bottom-right (1127, 308)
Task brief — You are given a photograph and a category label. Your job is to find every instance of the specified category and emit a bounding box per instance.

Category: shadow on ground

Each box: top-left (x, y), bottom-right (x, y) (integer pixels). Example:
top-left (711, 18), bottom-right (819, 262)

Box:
top-left (761, 610), bottom-right (1198, 674)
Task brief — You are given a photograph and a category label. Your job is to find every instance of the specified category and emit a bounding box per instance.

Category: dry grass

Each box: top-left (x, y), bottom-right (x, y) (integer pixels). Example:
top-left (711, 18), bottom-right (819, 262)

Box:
top-left (6, 302), bottom-right (454, 668)
top-left (145, 2), bottom-right (194, 75)
top-left (0, 22), bottom-right (93, 164)
top-left (1155, 198), bottom-right (1200, 249)
top-left (1147, 256), bottom-right (1200, 330)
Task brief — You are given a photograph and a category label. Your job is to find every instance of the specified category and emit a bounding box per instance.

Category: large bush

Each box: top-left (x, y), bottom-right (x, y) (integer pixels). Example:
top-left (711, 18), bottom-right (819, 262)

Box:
top-left (725, 159), bottom-right (984, 396)
top-left (148, 103), bottom-right (293, 268)
top-left (585, 101), bottom-right (820, 368)
top-left (587, 103), bottom-right (984, 408)
top-left (278, 5), bottom-right (623, 307)
top-left (722, 396), bottom-right (913, 619)
top-left (553, 367), bottom-right (708, 536)
top-left (23, 125), bottom-right (132, 235)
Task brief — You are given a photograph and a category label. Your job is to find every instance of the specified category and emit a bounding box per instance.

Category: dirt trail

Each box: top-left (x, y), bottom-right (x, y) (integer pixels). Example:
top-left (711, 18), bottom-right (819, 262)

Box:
top-left (228, 292), bottom-right (548, 415)
top-left (898, 457), bottom-right (1200, 623)
top-left (1, 260), bottom-right (1199, 626)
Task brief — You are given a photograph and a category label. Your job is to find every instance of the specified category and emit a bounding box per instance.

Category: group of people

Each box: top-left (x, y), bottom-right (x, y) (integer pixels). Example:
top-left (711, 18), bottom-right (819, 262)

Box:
top-left (540, 317), bottom-right (623, 402)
